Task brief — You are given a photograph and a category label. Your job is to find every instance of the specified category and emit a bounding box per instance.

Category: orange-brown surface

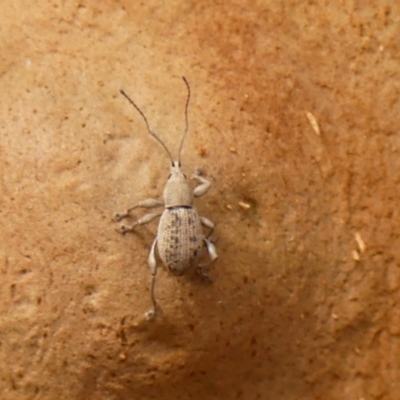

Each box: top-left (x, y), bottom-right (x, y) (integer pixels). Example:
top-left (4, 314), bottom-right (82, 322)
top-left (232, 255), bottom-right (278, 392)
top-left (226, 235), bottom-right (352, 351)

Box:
top-left (1, 1), bottom-right (399, 399)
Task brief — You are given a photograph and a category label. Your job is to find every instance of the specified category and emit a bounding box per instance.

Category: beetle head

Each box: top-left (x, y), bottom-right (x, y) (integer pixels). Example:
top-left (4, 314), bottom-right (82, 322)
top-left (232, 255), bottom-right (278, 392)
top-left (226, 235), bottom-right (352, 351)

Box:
top-left (163, 161), bottom-right (192, 207)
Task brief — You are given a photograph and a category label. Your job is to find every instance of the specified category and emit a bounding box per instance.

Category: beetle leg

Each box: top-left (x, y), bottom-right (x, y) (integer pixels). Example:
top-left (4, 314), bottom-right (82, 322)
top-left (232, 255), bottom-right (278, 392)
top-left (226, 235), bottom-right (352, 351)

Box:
top-left (202, 238), bottom-right (218, 266)
top-left (114, 198), bottom-right (164, 221)
top-left (197, 266), bottom-right (212, 282)
top-left (191, 171), bottom-right (211, 197)
top-left (117, 212), bottom-right (162, 234)
top-left (146, 238), bottom-right (158, 320)
top-left (199, 216), bottom-right (215, 238)
top-left (197, 238), bottom-right (218, 281)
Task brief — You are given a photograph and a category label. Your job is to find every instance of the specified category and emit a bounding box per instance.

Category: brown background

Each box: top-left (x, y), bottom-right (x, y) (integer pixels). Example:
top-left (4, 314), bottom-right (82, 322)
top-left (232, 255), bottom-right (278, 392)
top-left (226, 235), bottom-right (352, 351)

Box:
top-left (1, 1), bottom-right (399, 399)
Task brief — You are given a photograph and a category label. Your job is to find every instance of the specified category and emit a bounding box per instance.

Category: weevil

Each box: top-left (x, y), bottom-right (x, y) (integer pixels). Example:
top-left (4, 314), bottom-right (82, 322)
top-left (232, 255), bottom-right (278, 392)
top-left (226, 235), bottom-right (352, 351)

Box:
top-left (115, 76), bottom-right (218, 319)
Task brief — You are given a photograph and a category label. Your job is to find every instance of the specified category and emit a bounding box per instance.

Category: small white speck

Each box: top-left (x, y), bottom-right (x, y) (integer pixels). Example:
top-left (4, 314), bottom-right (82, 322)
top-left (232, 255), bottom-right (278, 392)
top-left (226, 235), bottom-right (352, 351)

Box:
top-left (238, 201), bottom-right (251, 210)
top-left (355, 232), bottom-right (366, 253)
top-left (352, 250), bottom-right (360, 261)
top-left (306, 111), bottom-right (320, 135)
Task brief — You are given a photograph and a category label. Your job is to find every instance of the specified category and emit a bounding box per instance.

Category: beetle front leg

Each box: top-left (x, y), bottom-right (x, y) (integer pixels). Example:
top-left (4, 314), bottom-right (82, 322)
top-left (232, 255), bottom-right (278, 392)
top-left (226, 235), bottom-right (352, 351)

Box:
top-left (114, 198), bottom-right (164, 221)
top-left (191, 170), bottom-right (211, 197)
top-left (118, 212), bottom-right (162, 234)
top-left (146, 238), bottom-right (158, 320)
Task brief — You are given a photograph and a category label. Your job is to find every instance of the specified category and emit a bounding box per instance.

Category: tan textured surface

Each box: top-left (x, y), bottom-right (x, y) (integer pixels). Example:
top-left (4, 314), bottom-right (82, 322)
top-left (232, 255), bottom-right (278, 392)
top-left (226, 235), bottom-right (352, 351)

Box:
top-left (1, 1), bottom-right (400, 399)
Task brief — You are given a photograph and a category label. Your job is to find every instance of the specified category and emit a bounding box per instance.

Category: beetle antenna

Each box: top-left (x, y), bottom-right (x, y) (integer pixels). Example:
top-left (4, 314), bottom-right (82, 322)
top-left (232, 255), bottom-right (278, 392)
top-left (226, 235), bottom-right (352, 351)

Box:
top-left (178, 76), bottom-right (191, 164)
top-left (120, 89), bottom-right (174, 163)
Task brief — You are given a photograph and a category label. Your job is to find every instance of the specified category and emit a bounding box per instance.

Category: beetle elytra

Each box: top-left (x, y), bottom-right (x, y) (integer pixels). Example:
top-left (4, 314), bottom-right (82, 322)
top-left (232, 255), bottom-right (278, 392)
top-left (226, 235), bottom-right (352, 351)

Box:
top-left (115, 77), bottom-right (218, 319)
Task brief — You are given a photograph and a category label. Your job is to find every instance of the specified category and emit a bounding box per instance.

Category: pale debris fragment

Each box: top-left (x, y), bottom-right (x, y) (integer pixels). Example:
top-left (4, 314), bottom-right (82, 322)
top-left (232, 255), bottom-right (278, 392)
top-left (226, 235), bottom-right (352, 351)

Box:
top-left (230, 147), bottom-right (237, 153)
top-left (355, 232), bottom-right (366, 253)
top-left (352, 250), bottom-right (360, 261)
top-left (331, 313), bottom-right (339, 320)
top-left (306, 111), bottom-right (321, 135)
top-left (238, 201), bottom-right (251, 210)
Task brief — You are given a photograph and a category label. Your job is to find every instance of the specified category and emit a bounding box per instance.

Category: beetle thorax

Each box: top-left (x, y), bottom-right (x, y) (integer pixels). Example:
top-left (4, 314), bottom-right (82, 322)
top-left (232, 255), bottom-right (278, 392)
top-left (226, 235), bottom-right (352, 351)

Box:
top-left (163, 161), bottom-right (193, 208)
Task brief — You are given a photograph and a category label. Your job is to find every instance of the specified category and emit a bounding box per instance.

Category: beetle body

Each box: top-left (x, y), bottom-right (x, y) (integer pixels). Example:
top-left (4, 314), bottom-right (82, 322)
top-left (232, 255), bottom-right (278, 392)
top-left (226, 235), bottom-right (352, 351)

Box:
top-left (157, 162), bottom-right (203, 275)
top-left (115, 77), bottom-right (218, 319)
top-left (158, 207), bottom-right (203, 275)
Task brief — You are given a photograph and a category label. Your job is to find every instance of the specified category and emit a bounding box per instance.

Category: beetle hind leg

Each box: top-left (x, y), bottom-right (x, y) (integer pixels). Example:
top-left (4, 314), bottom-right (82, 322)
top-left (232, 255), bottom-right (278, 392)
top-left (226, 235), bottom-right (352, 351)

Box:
top-left (204, 237), bottom-right (218, 263)
top-left (145, 238), bottom-right (158, 320)
top-left (197, 238), bottom-right (218, 282)
top-left (197, 266), bottom-right (212, 282)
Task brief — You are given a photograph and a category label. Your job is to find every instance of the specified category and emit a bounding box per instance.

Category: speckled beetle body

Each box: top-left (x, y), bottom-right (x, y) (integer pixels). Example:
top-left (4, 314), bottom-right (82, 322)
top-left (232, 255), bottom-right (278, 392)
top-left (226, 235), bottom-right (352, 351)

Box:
top-left (158, 207), bottom-right (203, 276)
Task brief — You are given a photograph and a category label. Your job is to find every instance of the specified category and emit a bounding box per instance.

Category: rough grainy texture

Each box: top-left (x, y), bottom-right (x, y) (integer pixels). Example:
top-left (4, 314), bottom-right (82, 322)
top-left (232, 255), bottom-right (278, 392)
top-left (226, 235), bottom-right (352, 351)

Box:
top-left (158, 208), bottom-right (204, 276)
top-left (1, 1), bottom-right (400, 399)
